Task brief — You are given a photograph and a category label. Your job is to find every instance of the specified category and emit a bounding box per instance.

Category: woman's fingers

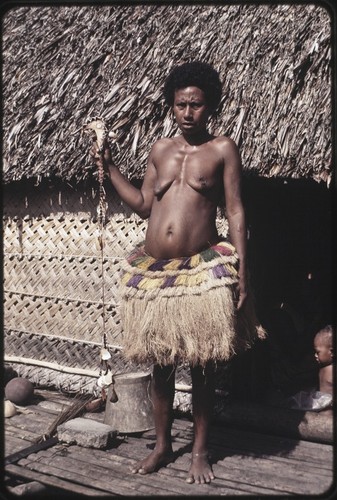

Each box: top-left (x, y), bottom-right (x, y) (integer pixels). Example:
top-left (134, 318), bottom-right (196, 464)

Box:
top-left (89, 142), bottom-right (102, 160)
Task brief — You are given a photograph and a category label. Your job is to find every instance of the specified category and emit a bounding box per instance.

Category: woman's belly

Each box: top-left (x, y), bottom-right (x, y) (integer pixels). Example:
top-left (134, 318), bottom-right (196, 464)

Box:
top-left (144, 204), bottom-right (218, 259)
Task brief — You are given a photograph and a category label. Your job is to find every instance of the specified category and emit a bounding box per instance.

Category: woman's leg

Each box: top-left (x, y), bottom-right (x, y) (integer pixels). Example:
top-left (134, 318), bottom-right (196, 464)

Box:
top-left (187, 361), bottom-right (216, 483)
top-left (131, 364), bottom-right (176, 474)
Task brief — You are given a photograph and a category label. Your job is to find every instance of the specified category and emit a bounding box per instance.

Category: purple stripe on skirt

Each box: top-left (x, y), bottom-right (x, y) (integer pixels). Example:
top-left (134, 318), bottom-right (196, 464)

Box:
top-left (212, 264), bottom-right (229, 279)
top-left (148, 260), bottom-right (166, 271)
top-left (127, 274), bottom-right (144, 288)
top-left (160, 275), bottom-right (177, 288)
top-left (178, 258), bottom-right (192, 270)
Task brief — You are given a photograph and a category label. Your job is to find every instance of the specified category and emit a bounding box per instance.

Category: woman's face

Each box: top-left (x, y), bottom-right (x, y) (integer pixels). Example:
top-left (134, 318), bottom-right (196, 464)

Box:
top-left (173, 86), bottom-right (210, 136)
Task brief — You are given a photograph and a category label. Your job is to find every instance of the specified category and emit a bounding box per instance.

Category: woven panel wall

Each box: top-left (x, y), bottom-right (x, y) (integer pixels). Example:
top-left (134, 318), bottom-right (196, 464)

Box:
top-left (3, 184), bottom-right (147, 351)
top-left (4, 183), bottom-right (228, 375)
top-left (4, 217), bottom-right (146, 344)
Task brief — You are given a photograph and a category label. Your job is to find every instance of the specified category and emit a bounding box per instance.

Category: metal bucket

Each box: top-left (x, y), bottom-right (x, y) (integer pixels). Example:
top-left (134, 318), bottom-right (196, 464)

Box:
top-left (104, 371), bottom-right (154, 433)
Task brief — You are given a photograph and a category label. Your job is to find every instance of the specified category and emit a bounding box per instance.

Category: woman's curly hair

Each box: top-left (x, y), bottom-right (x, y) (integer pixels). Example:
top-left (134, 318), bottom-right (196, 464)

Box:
top-left (163, 61), bottom-right (222, 111)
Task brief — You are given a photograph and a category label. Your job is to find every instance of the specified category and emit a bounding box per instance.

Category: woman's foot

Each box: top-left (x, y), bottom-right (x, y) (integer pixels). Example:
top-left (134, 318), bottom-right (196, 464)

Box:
top-left (186, 451), bottom-right (215, 484)
top-left (131, 447), bottom-right (174, 475)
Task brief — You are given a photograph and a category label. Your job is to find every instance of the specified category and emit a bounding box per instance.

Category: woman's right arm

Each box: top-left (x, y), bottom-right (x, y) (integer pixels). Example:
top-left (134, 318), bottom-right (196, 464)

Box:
top-left (92, 140), bottom-right (157, 219)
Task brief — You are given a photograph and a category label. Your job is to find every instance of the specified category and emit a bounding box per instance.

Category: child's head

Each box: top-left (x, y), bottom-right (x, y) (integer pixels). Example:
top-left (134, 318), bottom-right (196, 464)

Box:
top-left (314, 325), bottom-right (333, 366)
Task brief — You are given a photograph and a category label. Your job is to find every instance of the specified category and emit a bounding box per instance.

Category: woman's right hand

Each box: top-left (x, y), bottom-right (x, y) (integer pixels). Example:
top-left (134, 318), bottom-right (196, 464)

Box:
top-left (90, 139), bottom-right (113, 174)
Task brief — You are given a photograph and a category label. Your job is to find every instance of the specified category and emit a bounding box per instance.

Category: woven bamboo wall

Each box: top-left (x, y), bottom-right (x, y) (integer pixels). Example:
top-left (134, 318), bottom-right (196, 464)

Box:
top-left (3, 183), bottom-right (147, 348)
top-left (4, 181), bottom-right (228, 388)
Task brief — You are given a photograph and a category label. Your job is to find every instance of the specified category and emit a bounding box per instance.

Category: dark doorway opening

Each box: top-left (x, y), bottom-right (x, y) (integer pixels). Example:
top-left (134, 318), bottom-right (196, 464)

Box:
top-left (241, 176), bottom-right (333, 397)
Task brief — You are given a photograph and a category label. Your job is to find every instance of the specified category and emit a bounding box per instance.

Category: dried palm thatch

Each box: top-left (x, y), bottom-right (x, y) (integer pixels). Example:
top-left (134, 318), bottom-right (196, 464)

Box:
top-left (2, 3), bottom-right (332, 185)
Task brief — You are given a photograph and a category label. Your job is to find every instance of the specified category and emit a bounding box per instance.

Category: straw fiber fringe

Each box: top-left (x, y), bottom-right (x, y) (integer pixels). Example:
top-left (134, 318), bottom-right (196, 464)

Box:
top-left (122, 285), bottom-right (238, 367)
top-left (120, 242), bottom-right (266, 367)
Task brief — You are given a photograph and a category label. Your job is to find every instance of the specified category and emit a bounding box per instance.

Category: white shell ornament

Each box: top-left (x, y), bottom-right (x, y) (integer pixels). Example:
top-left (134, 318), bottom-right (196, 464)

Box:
top-left (101, 348), bottom-right (112, 361)
top-left (82, 117), bottom-right (107, 151)
top-left (97, 372), bottom-right (113, 388)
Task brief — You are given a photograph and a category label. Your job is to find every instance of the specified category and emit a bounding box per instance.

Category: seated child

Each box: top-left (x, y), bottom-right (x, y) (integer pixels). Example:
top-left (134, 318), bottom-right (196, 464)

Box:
top-left (282, 325), bottom-right (333, 412)
top-left (314, 324), bottom-right (333, 396)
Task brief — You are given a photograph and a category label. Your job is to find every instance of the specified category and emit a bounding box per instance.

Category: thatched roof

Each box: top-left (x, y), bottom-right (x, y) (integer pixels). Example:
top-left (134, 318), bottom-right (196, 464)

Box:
top-left (2, 3), bottom-right (332, 185)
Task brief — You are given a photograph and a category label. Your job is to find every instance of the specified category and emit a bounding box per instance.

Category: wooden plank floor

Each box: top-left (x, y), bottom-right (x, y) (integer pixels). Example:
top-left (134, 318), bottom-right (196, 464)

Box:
top-left (4, 389), bottom-right (334, 497)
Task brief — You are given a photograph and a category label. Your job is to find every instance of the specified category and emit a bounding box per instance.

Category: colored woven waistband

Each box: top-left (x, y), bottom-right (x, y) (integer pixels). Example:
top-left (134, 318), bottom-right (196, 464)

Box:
top-left (121, 240), bottom-right (239, 293)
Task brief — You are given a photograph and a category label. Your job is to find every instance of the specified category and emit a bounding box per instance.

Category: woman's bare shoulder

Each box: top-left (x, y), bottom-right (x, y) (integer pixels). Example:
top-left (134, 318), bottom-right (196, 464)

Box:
top-left (213, 135), bottom-right (240, 158)
top-left (152, 137), bottom-right (174, 148)
top-left (150, 137), bottom-right (176, 159)
top-left (214, 135), bottom-right (238, 148)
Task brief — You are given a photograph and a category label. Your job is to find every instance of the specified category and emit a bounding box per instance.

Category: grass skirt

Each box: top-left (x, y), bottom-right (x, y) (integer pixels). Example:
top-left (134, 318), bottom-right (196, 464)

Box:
top-left (119, 241), bottom-right (265, 367)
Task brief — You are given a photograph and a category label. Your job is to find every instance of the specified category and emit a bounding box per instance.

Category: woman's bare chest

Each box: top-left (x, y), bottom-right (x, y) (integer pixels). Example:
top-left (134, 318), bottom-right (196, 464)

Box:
top-left (154, 150), bottom-right (222, 196)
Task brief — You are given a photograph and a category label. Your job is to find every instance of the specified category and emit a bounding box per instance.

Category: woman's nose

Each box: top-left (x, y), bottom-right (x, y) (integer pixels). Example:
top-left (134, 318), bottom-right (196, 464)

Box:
top-left (183, 105), bottom-right (192, 118)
